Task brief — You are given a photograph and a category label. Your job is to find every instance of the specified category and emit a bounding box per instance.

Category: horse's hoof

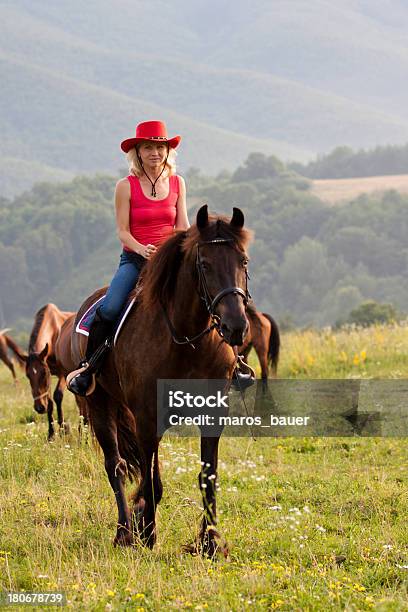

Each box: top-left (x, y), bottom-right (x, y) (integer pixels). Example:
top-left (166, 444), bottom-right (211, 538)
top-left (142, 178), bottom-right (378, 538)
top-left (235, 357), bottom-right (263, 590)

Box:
top-left (182, 540), bottom-right (228, 559)
top-left (201, 528), bottom-right (230, 560)
top-left (113, 531), bottom-right (133, 547)
top-left (182, 541), bottom-right (199, 556)
top-left (60, 422), bottom-right (71, 435)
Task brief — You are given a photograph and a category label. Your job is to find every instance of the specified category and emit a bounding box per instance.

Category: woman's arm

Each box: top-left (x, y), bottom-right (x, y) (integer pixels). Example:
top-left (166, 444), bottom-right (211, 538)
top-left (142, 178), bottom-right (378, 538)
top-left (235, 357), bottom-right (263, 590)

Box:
top-left (174, 176), bottom-right (190, 230)
top-left (115, 179), bottom-right (154, 258)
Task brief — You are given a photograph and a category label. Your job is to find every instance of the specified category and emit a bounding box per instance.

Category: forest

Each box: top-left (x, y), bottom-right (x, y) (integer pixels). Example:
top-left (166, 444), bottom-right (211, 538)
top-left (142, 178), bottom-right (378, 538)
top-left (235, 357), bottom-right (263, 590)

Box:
top-left (1, 151), bottom-right (408, 330)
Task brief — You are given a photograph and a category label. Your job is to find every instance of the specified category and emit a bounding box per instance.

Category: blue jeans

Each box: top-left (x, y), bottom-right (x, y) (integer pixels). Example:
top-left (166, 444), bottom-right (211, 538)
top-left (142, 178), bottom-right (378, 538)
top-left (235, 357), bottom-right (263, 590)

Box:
top-left (98, 250), bottom-right (146, 322)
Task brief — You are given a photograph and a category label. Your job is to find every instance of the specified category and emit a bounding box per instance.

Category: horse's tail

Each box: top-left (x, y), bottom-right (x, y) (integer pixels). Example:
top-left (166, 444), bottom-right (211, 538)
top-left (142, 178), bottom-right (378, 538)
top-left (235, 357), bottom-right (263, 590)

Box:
top-left (3, 334), bottom-right (27, 367)
top-left (262, 313), bottom-right (280, 374)
top-left (117, 406), bottom-right (141, 482)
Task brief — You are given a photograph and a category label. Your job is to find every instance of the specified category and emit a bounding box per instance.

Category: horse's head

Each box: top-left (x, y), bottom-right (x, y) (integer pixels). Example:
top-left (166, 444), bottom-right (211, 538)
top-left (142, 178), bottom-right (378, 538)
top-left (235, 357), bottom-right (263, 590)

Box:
top-left (23, 344), bottom-right (51, 413)
top-left (191, 205), bottom-right (251, 346)
top-left (141, 205), bottom-right (252, 347)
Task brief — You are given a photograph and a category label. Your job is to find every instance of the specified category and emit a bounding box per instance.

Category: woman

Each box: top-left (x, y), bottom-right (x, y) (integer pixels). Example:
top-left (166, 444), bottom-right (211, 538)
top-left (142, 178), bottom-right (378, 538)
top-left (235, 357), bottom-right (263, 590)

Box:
top-left (68, 120), bottom-right (189, 396)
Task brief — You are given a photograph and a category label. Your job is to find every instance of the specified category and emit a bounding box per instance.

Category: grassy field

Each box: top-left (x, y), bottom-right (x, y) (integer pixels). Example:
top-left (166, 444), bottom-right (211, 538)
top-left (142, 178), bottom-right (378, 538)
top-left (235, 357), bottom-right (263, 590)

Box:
top-left (311, 174), bottom-right (408, 205)
top-left (1, 324), bottom-right (408, 610)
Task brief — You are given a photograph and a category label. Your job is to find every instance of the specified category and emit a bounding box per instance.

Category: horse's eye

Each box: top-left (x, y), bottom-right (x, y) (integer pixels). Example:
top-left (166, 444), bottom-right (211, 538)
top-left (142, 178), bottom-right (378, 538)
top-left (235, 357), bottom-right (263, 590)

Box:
top-left (242, 258), bottom-right (248, 267)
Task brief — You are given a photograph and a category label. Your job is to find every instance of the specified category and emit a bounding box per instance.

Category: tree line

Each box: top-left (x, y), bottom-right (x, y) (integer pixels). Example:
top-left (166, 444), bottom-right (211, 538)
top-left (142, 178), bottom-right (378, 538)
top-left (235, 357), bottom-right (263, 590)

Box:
top-left (290, 143), bottom-right (408, 179)
top-left (1, 153), bottom-right (407, 331)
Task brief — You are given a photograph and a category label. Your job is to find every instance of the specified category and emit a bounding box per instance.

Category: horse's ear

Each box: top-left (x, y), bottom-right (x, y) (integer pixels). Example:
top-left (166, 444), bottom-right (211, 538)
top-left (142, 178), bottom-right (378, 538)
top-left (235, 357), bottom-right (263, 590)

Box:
top-left (230, 207), bottom-right (244, 229)
top-left (196, 204), bottom-right (209, 230)
top-left (39, 344), bottom-right (48, 360)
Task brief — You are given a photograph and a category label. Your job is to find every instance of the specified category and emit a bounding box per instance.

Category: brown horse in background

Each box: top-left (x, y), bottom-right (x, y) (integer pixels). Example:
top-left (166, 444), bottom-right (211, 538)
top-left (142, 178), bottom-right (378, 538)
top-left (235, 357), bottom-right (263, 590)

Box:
top-left (238, 304), bottom-right (280, 390)
top-left (0, 329), bottom-right (27, 382)
top-left (21, 304), bottom-right (74, 440)
top-left (55, 314), bottom-right (88, 428)
top-left (71, 206), bottom-right (251, 555)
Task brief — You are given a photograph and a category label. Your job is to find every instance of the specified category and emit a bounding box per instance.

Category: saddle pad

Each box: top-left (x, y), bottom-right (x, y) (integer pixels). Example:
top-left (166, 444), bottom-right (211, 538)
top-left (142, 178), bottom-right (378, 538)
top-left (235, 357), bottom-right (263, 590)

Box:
top-left (75, 294), bottom-right (136, 346)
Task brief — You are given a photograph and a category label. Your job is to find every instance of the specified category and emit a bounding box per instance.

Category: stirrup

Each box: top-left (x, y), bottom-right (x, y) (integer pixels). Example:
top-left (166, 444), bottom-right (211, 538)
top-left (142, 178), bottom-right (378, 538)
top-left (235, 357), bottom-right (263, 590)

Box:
top-left (67, 362), bottom-right (96, 396)
top-left (231, 356), bottom-right (256, 392)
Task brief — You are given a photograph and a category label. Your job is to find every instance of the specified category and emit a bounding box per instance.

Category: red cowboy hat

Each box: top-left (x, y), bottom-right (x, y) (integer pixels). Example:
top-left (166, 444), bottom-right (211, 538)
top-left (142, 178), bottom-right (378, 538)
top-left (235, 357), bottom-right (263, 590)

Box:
top-left (120, 120), bottom-right (181, 153)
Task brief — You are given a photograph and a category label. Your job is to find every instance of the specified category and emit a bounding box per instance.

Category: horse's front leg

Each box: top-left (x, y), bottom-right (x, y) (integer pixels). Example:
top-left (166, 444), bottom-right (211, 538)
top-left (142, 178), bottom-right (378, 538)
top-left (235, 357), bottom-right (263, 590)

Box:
top-left (132, 446), bottom-right (162, 549)
top-left (198, 435), bottom-right (228, 558)
top-left (46, 398), bottom-right (55, 441)
top-left (53, 377), bottom-right (70, 434)
top-left (88, 387), bottom-right (132, 546)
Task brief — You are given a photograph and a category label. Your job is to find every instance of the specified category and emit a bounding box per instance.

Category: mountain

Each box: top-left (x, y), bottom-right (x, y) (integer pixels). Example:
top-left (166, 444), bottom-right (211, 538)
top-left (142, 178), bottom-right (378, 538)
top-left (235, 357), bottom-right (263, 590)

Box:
top-left (2, 0), bottom-right (408, 195)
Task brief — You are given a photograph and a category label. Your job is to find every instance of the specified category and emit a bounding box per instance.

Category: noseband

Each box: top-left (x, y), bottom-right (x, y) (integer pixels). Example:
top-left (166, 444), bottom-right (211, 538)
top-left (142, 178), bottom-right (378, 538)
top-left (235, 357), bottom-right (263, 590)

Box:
top-left (161, 238), bottom-right (250, 348)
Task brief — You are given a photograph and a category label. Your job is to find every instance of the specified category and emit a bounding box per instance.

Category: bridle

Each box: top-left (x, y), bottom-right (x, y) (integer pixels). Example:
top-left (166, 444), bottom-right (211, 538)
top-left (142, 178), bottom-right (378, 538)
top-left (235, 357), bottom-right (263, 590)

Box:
top-left (28, 358), bottom-right (51, 403)
top-left (196, 238), bottom-right (250, 316)
top-left (161, 238), bottom-right (251, 349)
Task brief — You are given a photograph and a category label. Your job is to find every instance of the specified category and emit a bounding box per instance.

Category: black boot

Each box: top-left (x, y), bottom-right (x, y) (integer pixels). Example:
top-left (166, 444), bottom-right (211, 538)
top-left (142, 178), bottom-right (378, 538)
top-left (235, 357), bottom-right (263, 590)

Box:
top-left (67, 310), bottom-right (113, 396)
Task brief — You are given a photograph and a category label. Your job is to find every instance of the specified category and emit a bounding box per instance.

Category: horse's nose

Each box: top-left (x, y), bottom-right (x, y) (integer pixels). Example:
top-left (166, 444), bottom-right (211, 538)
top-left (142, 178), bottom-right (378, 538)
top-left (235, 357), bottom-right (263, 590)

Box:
top-left (34, 402), bottom-right (46, 414)
top-left (221, 317), bottom-right (248, 346)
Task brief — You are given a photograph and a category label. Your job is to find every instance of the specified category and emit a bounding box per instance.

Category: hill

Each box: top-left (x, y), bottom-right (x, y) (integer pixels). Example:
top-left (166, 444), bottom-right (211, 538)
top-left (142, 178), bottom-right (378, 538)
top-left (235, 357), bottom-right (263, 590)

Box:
top-left (3, 1), bottom-right (408, 194)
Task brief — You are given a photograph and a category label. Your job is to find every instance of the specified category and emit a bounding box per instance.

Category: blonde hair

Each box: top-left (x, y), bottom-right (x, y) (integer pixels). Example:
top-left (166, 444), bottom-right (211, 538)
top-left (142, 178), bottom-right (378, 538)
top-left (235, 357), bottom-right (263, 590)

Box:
top-left (126, 145), bottom-right (177, 178)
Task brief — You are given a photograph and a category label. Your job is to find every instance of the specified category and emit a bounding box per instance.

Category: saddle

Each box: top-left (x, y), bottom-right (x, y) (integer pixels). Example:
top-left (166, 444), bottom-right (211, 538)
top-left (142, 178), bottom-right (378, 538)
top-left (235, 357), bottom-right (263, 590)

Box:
top-left (75, 286), bottom-right (142, 346)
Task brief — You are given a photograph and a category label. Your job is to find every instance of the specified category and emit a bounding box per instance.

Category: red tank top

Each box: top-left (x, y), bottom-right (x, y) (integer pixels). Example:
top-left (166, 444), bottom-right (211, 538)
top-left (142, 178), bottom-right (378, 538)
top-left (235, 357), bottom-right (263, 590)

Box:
top-left (124, 174), bottom-right (179, 250)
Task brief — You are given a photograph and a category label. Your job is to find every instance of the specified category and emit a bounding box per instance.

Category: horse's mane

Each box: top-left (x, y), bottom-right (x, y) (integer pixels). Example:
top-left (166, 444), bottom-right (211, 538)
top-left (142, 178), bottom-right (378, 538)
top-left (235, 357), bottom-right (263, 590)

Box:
top-left (140, 215), bottom-right (251, 310)
top-left (29, 305), bottom-right (48, 352)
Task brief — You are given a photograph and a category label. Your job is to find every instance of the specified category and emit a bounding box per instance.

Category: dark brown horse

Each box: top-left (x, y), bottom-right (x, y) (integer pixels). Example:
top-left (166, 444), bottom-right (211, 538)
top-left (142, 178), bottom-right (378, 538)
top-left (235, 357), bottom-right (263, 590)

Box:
top-left (238, 304), bottom-right (280, 390)
top-left (0, 329), bottom-right (27, 382)
top-left (70, 206), bottom-right (251, 555)
top-left (21, 304), bottom-right (74, 440)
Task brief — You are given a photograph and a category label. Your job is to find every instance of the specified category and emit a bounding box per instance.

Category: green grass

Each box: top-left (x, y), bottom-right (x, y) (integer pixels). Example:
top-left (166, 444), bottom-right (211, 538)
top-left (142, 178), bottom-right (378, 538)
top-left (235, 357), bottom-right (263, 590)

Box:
top-left (1, 324), bottom-right (408, 610)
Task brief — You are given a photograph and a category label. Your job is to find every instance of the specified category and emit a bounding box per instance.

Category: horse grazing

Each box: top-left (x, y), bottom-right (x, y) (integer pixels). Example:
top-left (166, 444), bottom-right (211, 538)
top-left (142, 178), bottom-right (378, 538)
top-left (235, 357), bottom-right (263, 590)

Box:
top-left (238, 304), bottom-right (280, 390)
top-left (71, 206), bottom-right (251, 555)
top-left (0, 329), bottom-right (27, 382)
top-left (21, 304), bottom-right (74, 440)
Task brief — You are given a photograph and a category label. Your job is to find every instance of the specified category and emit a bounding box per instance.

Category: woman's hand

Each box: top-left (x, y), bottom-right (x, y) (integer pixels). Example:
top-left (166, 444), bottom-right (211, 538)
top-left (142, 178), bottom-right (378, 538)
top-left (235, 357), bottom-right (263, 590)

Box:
top-left (140, 243), bottom-right (157, 259)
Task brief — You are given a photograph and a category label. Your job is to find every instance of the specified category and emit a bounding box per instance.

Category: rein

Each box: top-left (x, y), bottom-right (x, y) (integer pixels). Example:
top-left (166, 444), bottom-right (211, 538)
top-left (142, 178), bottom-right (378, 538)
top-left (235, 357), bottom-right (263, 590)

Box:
top-left (161, 238), bottom-right (250, 349)
top-left (160, 307), bottom-right (220, 350)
